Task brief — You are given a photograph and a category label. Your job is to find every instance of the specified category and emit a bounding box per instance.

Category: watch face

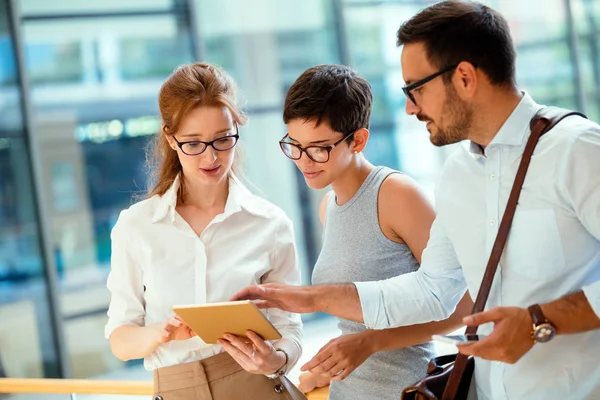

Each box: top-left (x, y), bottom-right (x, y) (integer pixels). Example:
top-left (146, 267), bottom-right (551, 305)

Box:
top-left (534, 323), bottom-right (556, 343)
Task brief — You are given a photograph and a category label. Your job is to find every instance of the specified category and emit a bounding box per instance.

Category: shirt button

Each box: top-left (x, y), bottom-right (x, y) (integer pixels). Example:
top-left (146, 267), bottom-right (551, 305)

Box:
top-left (490, 173), bottom-right (497, 180)
top-left (490, 219), bottom-right (497, 226)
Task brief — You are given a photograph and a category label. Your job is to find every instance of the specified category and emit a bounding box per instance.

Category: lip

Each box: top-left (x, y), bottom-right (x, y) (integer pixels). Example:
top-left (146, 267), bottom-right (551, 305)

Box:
top-left (426, 121), bottom-right (433, 130)
top-left (302, 170), bottom-right (323, 179)
top-left (200, 165), bottom-right (221, 176)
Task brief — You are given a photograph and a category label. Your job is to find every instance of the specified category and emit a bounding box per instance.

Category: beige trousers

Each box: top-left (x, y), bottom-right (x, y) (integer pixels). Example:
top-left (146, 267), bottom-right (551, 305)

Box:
top-left (152, 352), bottom-right (307, 400)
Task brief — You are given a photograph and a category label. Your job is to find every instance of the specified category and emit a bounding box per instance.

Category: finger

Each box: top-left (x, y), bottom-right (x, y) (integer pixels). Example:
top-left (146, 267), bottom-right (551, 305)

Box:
top-left (223, 334), bottom-right (254, 356)
top-left (223, 333), bottom-right (252, 347)
top-left (186, 325), bottom-right (197, 337)
top-left (298, 381), bottom-right (315, 394)
top-left (166, 317), bottom-right (182, 328)
top-left (162, 323), bottom-right (177, 336)
top-left (456, 333), bottom-right (497, 357)
top-left (309, 353), bottom-right (339, 375)
top-left (246, 331), bottom-right (271, 353)
top-left (251, 300), bottom-right (271, 309)
top-left (229, 287), bottom-right (254, 301)
top-left (159, 327), bottom-right (171, 341)
top-left (218, 339), bottom-right (251, 363)
top-left (302, 349), bottom-right (332, 372)
top-left (173, 315), bottom-right (191, 330)
top-left (463, 308), bottom-right (503, 326)
top-left (321, 360), bottom-right (344, 379)
top-left (229, 285), bottom-right (271, 301)
top-left (298, 374), bottom-right (316, 393)
top-left (222, 344), bottom-right (249, 368)
top-left (331, 366), bottom-right (352, 381)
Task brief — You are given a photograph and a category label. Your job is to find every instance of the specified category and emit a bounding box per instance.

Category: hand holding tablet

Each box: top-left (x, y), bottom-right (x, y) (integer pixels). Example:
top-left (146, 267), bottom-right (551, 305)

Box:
top-left (172, 300), bottom-right (282, 344)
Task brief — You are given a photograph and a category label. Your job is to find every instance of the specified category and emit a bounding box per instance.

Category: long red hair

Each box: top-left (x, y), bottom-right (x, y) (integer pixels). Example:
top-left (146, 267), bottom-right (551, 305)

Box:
top-left (148, 63), bottom-right (248, 200)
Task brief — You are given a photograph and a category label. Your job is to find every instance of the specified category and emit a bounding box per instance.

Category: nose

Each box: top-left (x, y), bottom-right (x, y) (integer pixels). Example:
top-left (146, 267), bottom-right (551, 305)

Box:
top-left (405, 98), bottom-right (420, 116)
top-left (203, 146), bottom-right (217, 162)
top-left (294, 152), bottom-right (315, 169)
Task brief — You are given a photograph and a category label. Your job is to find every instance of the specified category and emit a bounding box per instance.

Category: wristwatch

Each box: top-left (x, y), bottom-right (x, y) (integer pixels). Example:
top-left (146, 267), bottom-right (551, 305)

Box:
top-left (265, 348), bottom-right (289, 379)
top-left (527, 304), bottom-right (556, 343)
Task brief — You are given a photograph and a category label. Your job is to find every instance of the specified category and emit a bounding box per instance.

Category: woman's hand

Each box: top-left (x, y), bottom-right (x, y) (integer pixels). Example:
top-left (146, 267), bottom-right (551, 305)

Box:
top-left (301, 332), bottom-right (376, 381)
top-left (218, 330), bottom-right (286, 375)
top-left (153, 316), bottom-right (196, 344)
top-left (298, 371), bottom-right (330, 393)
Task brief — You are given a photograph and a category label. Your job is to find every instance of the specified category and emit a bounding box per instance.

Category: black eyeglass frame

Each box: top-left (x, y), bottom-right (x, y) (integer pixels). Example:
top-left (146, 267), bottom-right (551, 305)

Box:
top-left (279, 131), bottom-right (355, 163)
top-left (172, 125), bottom-right (239, 156)
top-left (402, 63), bottom-right (460, 106)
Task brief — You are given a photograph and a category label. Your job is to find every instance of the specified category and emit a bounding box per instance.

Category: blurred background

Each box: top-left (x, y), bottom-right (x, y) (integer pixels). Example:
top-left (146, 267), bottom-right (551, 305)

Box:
top-left (0, 0), bottom-right (599, 393)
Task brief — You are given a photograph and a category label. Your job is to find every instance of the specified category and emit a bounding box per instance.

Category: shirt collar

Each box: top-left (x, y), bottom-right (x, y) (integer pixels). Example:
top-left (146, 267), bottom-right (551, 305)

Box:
top-left (469, 92), bottom-right (541, 156)
top-left (224, 174), bottom-right (271, 219)
top-left (151, 173), bottom-right (269, 224)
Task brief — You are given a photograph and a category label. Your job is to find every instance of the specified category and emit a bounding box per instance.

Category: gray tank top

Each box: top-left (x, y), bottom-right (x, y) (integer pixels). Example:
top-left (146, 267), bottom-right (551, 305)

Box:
top-left (312, 166), bottom-right (435, 400)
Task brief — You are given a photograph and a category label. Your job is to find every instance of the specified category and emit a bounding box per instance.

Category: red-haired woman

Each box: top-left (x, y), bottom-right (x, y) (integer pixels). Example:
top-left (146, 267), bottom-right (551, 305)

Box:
top-left (105, 63), bottom-right (305, 400)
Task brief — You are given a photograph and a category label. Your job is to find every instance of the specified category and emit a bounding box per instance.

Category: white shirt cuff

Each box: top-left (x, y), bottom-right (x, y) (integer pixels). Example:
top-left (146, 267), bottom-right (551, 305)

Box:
top-left (353, 281), bottom-right (389, 330)
top-left (583, 281), bottom-right (600, 318)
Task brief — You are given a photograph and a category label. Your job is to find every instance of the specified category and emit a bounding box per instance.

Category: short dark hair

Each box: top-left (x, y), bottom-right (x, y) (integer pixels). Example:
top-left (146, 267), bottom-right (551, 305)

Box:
top-left (283, 64), bottom-right (373, 137)
top-left (397, 0), bottom-right (516, 87)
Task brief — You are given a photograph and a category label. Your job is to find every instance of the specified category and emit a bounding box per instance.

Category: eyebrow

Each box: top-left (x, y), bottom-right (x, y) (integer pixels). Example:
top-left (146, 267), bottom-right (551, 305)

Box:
top-left (179, 128), bottom-right (234, 139)
top-left (287, 135), bottom-right (335, 146)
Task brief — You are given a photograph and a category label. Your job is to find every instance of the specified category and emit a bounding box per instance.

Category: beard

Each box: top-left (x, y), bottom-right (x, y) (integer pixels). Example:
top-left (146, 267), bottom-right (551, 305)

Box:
top-left (423, 84), bottom-right (473, 147)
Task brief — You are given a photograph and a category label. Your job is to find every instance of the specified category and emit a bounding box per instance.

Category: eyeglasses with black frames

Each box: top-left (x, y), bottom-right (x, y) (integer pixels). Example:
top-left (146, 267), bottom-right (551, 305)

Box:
top-left (172, 125), bottom-right (239, 156)
top-left (402, 63), bottom-right (459, 106)
top-left (279, 131), bottom-right (355, 163)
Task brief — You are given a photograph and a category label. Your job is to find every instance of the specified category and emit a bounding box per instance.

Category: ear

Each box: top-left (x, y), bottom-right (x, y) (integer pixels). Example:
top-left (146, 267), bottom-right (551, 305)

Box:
top-left (350, 128), bottom-right (369, 153)
top-left (165, 134), bottom-right (178, 152)
top-left (453, 61), bottom-right (478, 100)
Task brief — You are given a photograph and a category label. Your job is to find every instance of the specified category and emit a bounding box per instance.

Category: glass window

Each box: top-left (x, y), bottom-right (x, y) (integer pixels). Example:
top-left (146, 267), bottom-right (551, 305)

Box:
top-left (196, 0), bottom-right (339, 109)
top-left (21, 2), bottom-right (193, 379)
top-left (193, 0), bottom-right (342, 276)
top-left (0, 0), bottom-right (61, 378)
top-left (342, 2), bottom-right (442, 198)
top-left (20, 0), bottom-right (174, 16)
top-left (573, 0), bottom-right (600, 121)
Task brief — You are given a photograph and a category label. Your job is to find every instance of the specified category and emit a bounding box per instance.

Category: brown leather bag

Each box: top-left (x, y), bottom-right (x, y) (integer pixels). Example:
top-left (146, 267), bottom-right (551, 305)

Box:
top-left (400, 107), bottom-right (587, 400)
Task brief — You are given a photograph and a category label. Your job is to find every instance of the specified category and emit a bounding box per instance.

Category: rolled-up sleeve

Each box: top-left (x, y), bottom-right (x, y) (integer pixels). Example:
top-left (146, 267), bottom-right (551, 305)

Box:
top-left (583, 282), bottom-right (600, 318)
top-left (356, 215), bottom-right (467, 330)
top-left (559, 126), bottom-right (600, 317)
top-left (104, 211), bottom-right (146, 338)
top-left (262, 214), bottom-right (303, 368)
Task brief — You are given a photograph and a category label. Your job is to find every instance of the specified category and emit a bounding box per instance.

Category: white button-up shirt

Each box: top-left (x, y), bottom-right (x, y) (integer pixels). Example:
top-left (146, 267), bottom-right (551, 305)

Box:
top-left (356, 93), bottom-right (600, 400)
top-left (105, 175), bottom-right (303, 371)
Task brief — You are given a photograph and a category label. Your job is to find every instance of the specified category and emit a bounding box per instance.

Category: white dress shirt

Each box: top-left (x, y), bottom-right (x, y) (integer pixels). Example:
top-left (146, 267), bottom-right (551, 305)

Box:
top-left (356, 93), bottom-right (600, 400)
top-left (105, 174), bottom-right (303, 371)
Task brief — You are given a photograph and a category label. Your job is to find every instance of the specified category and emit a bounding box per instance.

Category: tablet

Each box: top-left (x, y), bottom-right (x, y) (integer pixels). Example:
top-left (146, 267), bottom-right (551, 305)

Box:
top-left (172, 300), bottom-right (282, 344)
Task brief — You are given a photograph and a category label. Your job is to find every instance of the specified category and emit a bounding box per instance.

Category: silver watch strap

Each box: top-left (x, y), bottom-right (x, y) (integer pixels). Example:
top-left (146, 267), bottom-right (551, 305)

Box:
top-left (265, 348), bottom-right (289, 379)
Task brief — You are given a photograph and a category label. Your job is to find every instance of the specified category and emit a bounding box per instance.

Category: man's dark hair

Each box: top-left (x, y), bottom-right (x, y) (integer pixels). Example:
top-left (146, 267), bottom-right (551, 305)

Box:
top-left (397, 0), bottom-right (516, 87)
top-left (283, 64), bottom-right (373, 137)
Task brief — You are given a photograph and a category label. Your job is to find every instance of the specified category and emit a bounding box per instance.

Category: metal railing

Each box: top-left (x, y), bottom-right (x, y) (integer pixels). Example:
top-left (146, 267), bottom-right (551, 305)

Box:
top-left (0, 378), bottom-right (329, 399)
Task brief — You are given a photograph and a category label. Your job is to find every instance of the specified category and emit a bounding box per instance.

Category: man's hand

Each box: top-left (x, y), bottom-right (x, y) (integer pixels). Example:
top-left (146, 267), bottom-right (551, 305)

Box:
top-left (229, 283), bottom-right (318, 314)
top-left (458, 306), bottom-right (534, 364)
top-left (231, 283), bottom-right (365, 322)
top-left (300, 333), bottom-right (375, 381)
